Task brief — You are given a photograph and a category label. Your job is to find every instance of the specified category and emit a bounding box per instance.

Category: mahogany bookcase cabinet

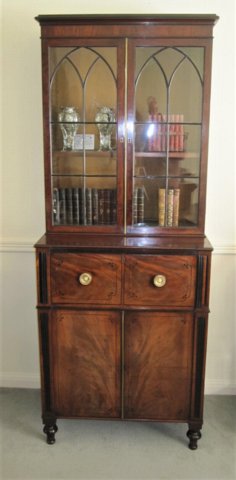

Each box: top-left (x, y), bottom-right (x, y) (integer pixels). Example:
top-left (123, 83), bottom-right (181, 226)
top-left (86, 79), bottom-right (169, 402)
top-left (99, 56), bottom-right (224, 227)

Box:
top-left (35, 14), bottom-right (218, 448)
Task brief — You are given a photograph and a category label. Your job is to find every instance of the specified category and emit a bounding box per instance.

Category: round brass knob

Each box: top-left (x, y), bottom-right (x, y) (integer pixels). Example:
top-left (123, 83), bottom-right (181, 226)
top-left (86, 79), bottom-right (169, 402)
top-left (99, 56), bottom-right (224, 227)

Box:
top-left (153, 274), bottom-right (166, 288)
top-left (79, 272), bottom-right (92, 286)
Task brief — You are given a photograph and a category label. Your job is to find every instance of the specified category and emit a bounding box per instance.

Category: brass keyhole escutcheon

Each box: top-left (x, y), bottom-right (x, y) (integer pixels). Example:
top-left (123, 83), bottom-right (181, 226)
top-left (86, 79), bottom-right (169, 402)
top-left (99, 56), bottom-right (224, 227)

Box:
top-left (79, 272), bottom-right (92, 286)
top-left (153, 274), bottom-right (166, 288)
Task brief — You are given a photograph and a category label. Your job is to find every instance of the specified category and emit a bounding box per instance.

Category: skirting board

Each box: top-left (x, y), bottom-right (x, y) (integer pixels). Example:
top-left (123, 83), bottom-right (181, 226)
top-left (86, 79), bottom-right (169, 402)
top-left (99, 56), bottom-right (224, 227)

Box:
top-left (205, 380), bottom-right (236, 396)
top-left (0, 373), bottom-right (41, 389)
top-left (0, 372), bottom-right (235, 395)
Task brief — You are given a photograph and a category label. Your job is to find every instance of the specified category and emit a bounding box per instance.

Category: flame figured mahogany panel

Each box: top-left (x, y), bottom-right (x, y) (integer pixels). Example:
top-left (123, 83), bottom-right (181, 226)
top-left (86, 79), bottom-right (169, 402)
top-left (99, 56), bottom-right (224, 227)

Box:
top-left (124, 311), bottom-right (193, 420)
top-left (51, 310), bottom-right (121, 418)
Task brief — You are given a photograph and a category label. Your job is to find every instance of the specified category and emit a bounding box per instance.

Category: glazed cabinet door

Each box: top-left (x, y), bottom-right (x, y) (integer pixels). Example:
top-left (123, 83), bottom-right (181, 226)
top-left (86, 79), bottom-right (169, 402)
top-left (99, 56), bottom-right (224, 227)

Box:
top-left (126, 39), bottom-right (212, 235)
top-left (50, 310), bottom-right (121, 418)
top-left (124, 311), bottom-right (193, 420)
top-left (43, 39), bottom-right (125, 233)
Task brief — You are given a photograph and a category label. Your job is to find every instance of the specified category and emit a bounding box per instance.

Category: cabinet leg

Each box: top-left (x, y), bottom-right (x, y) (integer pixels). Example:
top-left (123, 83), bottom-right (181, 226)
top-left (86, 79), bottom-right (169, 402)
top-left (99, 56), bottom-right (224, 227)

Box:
top-left (187, 427), bottom-right (202, 450)
top-left (42, 413), bottom-right (58, 444)
top-left (43, 423), bottom-right (58, 444)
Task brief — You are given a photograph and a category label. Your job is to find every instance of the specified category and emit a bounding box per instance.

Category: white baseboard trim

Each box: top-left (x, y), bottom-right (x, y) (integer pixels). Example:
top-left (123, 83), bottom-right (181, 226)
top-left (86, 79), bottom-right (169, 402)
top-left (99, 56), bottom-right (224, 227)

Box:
top-left (0, 372), bottom-right (235, 395)
top-left (0, 372), bottom-right (40, 389)
top-left (205, 380), bottom-right (236, 395)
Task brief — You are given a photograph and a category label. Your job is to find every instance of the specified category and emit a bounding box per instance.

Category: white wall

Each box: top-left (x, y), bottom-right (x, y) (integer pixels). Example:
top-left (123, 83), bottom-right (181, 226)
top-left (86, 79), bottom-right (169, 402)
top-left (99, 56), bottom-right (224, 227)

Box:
top-left (1, 0), bottom-right (235, 394)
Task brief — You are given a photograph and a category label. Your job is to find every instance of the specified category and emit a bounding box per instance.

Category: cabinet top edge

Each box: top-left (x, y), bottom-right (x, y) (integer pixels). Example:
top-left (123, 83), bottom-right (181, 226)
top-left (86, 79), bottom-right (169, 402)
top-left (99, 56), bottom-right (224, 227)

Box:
top-left (34, 234), bottom-right (213, 252)
top-left (35, 14), bottom-right (219, 26)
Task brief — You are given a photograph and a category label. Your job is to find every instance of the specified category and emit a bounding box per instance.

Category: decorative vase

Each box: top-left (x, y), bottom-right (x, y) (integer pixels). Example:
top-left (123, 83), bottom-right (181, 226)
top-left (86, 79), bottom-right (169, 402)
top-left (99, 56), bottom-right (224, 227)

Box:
top-left (58, 106), bottom-right (80, 151)
top-left (95, 106), bottom-right (115, 151)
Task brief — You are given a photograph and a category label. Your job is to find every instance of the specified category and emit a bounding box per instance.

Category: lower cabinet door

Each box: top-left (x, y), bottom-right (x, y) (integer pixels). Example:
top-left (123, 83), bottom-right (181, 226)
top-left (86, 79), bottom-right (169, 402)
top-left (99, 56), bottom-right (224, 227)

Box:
top-left (50, 310), bottom-right (121, 418)
top-left (124, 311), bottom-right (193, 421)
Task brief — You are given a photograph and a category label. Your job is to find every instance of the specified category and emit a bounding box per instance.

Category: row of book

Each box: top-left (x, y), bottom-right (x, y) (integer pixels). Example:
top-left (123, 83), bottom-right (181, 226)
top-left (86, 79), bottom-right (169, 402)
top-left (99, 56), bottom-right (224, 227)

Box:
top-left (53, 186), bottom-right (180, 227)
top-left (147, 113), bottom-right (185, 152)
top-left (133, 187), bottom-right (145, 224)
top-left (53, 187), bottom-right (117, 225)
top-left (158, 188), bottom-right (180, 227)
top-left (132, 186), bottom-right (180, 227)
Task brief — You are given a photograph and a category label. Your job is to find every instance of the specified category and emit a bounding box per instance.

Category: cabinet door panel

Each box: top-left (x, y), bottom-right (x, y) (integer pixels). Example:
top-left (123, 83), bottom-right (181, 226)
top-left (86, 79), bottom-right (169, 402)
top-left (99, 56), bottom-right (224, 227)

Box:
top-left (124, 311), bottom-right (193, 420)
top-left (51, 310), bottom-right (121, 418)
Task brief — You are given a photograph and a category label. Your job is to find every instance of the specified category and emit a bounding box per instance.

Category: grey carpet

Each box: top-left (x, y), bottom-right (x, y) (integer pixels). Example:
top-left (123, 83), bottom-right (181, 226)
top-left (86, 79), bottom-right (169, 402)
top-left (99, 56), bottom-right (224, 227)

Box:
top-left (0, 389), bottom-right (235, 480)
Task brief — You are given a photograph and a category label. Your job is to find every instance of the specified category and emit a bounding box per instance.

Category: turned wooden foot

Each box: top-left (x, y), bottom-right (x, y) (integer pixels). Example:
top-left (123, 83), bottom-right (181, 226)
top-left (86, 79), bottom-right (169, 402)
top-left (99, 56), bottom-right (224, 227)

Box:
top-left (43, 423), bottom-right (58, 444)
top-left (187, 428), bottom-right (202, 450)
top-left (42, 412), bottom-right (58, 444)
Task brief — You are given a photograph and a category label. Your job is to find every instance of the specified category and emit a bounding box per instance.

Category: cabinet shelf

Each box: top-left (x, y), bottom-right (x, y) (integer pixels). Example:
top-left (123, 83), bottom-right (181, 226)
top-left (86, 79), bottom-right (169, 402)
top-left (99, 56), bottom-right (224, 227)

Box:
top-left (133, 175), bottom-right (199, 180)
top-left (51, 121), bottom-right (117, 125)
top-left (52, 173), bottom-right (117, 178)
top-left (135, 151), bottom-right (199, 159)
top-left (53, 150), bottom-right (116, 157)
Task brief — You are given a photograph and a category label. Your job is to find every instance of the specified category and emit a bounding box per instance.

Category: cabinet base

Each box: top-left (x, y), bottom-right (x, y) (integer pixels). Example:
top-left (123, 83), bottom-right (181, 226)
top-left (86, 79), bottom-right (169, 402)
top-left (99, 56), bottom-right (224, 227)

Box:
top-left (41, 417), bottom-right (203, 448)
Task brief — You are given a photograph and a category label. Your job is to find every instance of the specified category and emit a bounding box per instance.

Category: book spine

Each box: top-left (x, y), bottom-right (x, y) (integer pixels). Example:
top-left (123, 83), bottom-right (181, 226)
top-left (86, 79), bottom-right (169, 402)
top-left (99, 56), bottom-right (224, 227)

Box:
top-left (65, 188), bottom-right (73, 224)
top-left (167, 189), bottom-right (174, 226)
top-left (179, 114), bottom-right (184, 151)
top-left (156, 113), bottom-right (162, 151)
top-left (137, 187), bottom-right (145, 224)
top-left (110, 189), bottom-right (117, 224)
top-left (132, 187), bottom-right (138, 224)
top-left (161, 114), bottom-right (167, 151)
top-left (53, 188), bottom-right (60, 225)
top-left (92, 188), bottom-right (99, 225)
top-left (175, 114), bottom-right (180, 152)
top-left (169, 114), bottom-right (175, 152)
top-left (72, 188), bottom-right (80, 224)
top-left (59, 188), bottom-right (66, 224)
top-left (158, 188), bottom-right (166, 226)
top-left (79, 188), bottom-right (85, 225)
top-left (85, 187), bottom-right (92, 225)
top-left (98, 189), bottom-right (105, 224)
top-left (173, 188), bottom-right (180, 227)
top-left (103, 189), bottom-right (111, 224)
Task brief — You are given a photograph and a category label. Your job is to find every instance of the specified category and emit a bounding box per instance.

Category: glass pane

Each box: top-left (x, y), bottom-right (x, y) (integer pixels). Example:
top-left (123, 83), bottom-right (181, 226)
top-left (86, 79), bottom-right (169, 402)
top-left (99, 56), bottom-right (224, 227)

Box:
top-left (157, 179), bottom-right (199, 228)
top-left (132, 177), bottom-right (199, 228)
top-left (50, 47), bottom-right (117, 123)
top-left (52, 176), bottom-right (117, 226)
top-left (132, 178), bottom-right (165, 227)
top-left (135, 50), bottom-right (167, 122)
top-left (133, 46), bottom-right (203, 230)
top-left (49, 46), bottom-right (118, 227)
top-left (169, 53), bottom-right (203, 123)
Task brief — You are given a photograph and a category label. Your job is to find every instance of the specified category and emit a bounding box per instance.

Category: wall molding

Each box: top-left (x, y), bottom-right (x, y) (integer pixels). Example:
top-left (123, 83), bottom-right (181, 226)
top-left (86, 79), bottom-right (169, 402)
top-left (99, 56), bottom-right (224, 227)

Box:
top-left (213, 244), bottom-right (236, 255)
top-left (0, 239), bottom-right (236, 255)
top-left (0, 240), bottom-right (36, 253)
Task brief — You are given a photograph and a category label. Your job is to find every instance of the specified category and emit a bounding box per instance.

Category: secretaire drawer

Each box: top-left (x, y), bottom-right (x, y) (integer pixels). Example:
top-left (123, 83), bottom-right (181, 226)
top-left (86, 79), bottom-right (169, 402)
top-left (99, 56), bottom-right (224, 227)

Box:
top-left (124, 255), bottom-right (197, 307)
top-left (51, 253), bottom-right (122, 304)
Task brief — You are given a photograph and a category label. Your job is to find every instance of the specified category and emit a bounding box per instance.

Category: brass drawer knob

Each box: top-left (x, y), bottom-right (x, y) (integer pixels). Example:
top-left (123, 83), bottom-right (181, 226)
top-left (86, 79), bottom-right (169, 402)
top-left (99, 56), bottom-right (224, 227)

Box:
top-left (153, 274), bottom-right (166, 288)
top-left (79, 272), bottom-right (92, 286)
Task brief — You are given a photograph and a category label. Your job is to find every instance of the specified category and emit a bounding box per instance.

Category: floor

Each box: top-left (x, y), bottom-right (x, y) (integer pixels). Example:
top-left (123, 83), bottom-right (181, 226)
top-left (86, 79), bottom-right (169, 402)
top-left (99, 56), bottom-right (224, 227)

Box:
top-left (0, 389), bottom-right (235, 480)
